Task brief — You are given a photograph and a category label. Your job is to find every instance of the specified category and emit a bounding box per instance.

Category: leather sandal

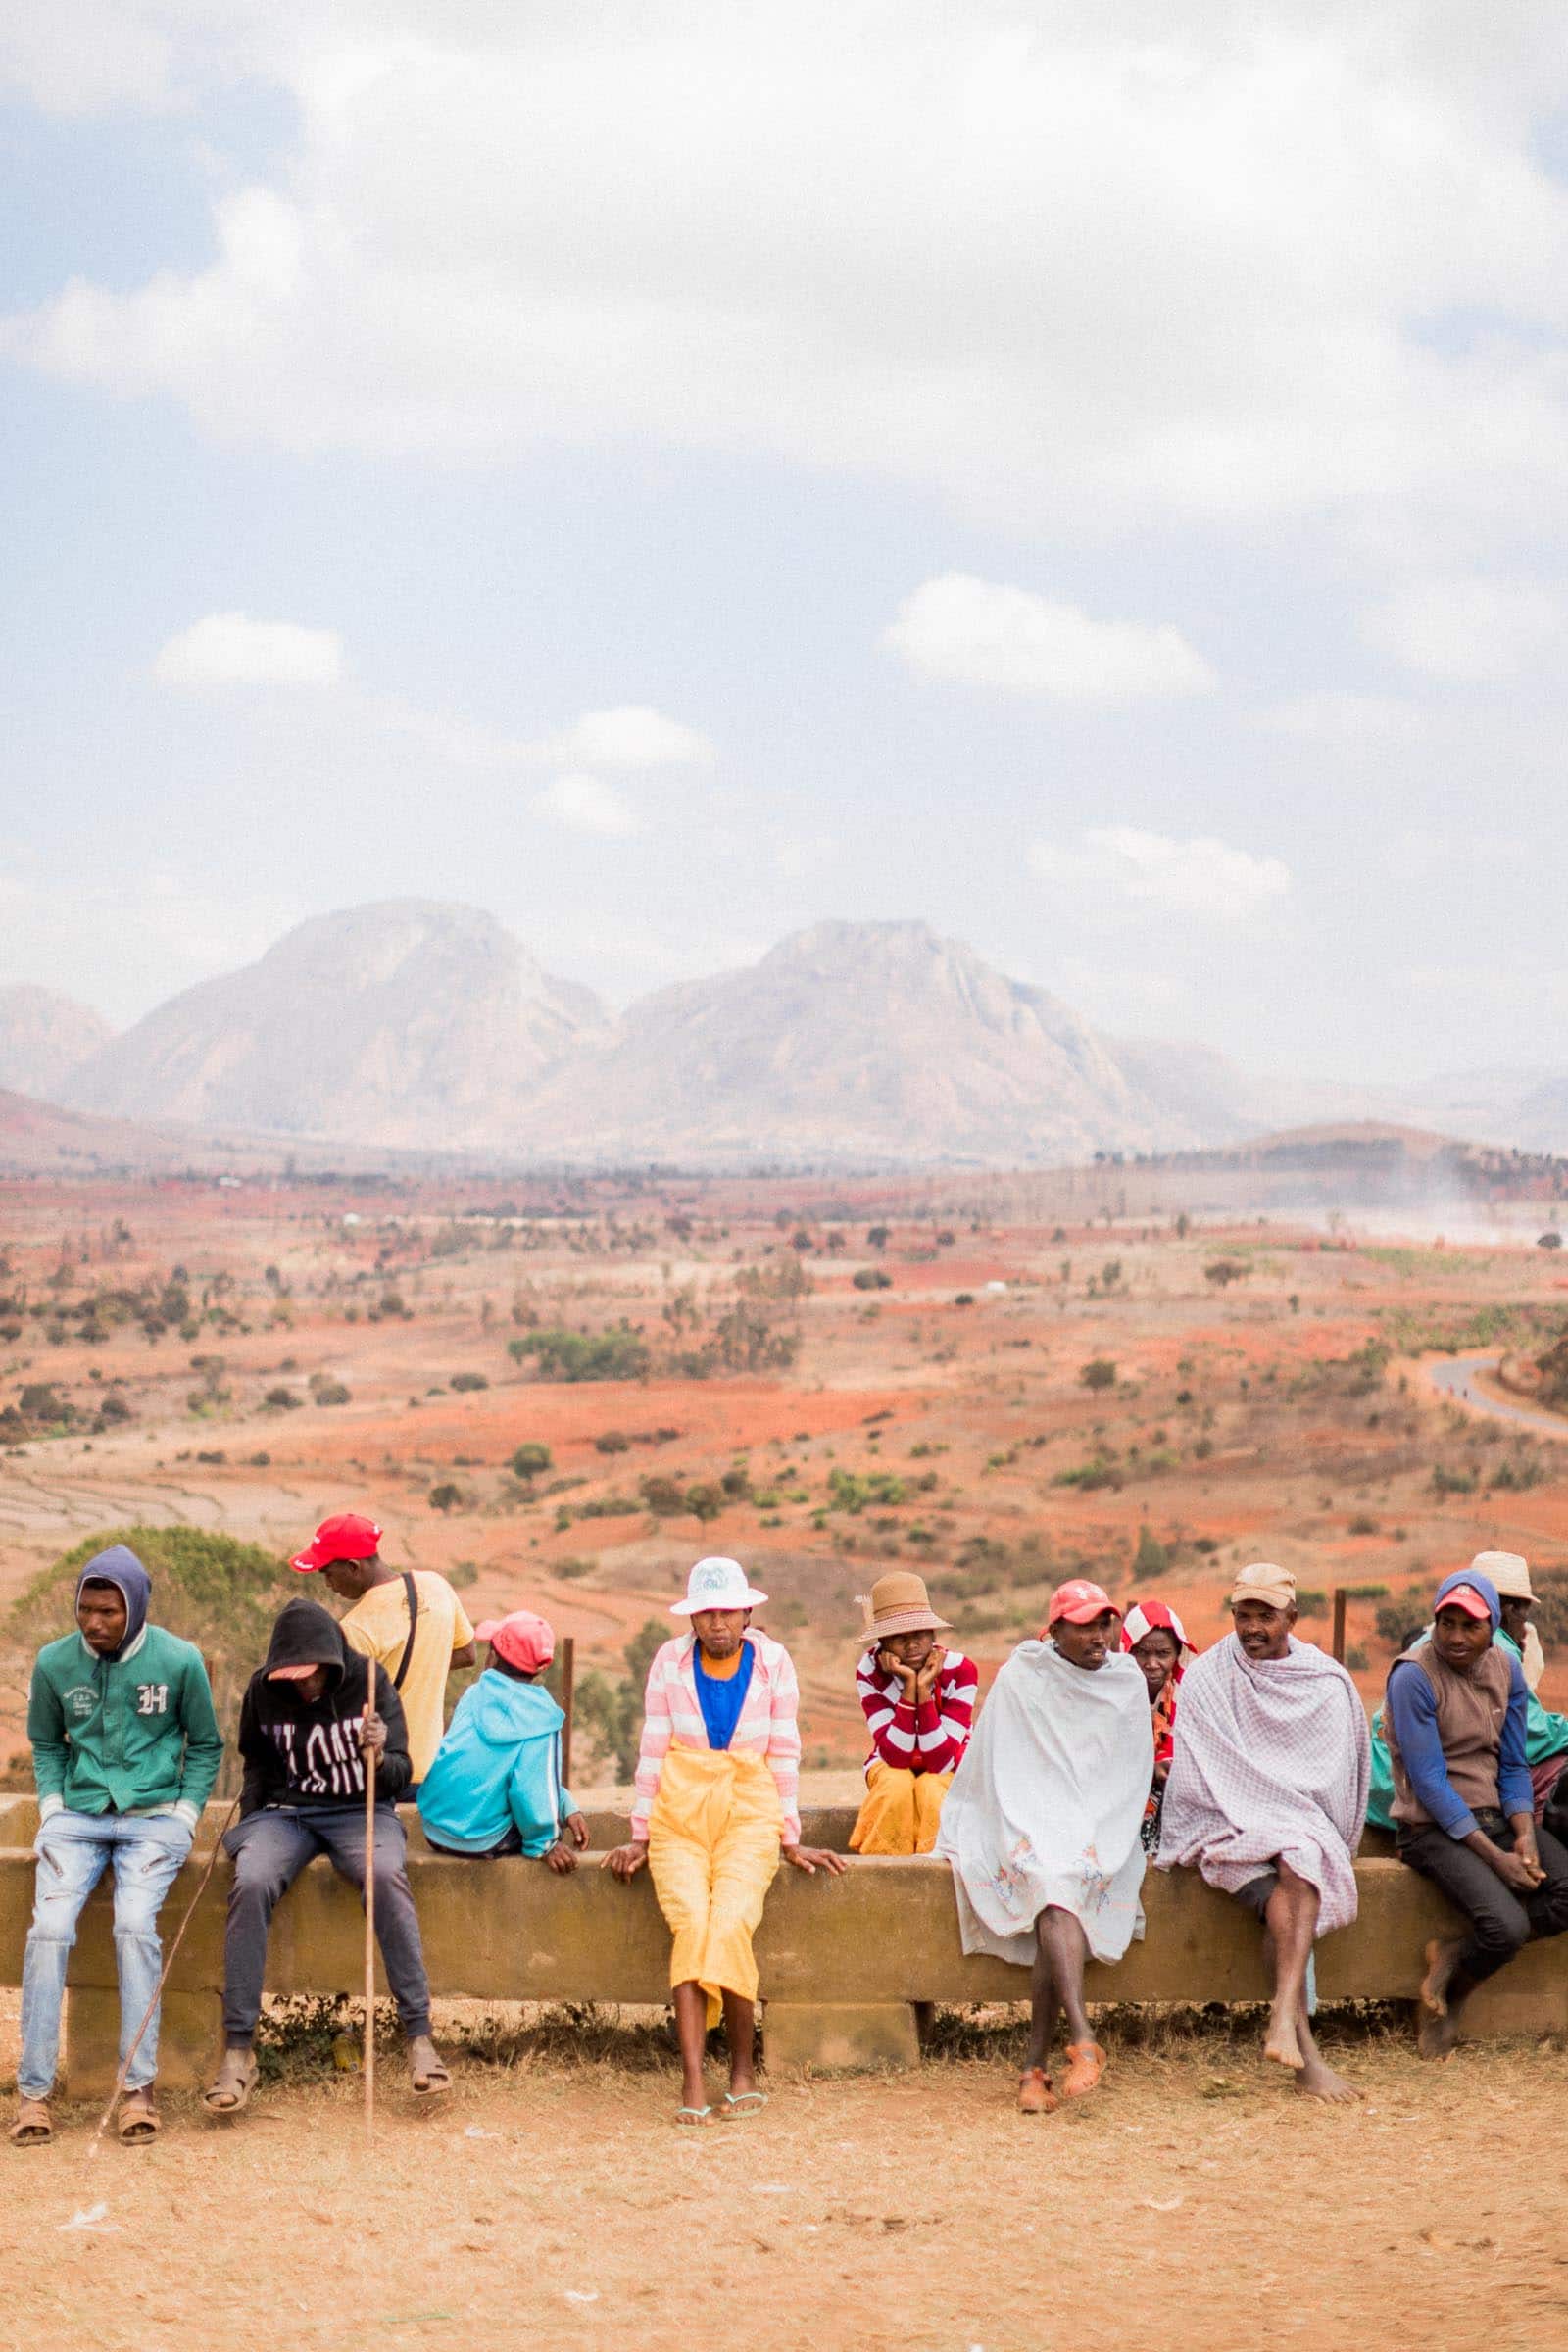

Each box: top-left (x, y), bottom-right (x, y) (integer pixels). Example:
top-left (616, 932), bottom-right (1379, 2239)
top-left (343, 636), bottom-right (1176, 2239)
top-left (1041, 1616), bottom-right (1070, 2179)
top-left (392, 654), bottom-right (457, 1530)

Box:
top-left (203, 2050), bottom-right (258, 2115)
top-left (1016, 2066), bottom-right (1056, 2115)
top-left (9, 2098), bottom-right (52, 2146)
top-left (118, 2088), bottom-right (160, 2142)
top-left (1060, 2041), bottom-right (1106, 2100)
top-left (408, 2035), bottom-right (451, 2097)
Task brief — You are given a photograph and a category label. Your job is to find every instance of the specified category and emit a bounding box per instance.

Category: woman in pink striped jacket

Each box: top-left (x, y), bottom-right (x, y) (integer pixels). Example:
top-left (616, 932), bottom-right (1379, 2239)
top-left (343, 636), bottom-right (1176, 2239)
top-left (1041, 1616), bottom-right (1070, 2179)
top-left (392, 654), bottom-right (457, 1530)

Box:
top-left (604, 1555), bottom-right (845, 2124)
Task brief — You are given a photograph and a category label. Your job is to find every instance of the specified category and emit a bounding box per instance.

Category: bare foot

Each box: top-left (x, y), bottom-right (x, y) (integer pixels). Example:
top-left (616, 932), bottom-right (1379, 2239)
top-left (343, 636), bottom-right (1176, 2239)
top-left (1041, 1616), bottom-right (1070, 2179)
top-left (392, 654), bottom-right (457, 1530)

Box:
top-left (1263, 2009), bottom-right (1305, 2071)
top-left (1419, 1937), bottom-right (1466, 2021)
top-left (1417, 2004), bottom-right (1464, 2062)
top-left (1296, 2055), bottom-right (1359, 2103)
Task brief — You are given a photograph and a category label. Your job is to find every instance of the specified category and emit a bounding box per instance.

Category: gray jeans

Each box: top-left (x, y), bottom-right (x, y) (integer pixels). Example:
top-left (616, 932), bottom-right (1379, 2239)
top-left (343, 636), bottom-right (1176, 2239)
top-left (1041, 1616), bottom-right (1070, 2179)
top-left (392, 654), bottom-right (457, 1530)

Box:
top-left (221, 1804), bottom-right (432, 2044)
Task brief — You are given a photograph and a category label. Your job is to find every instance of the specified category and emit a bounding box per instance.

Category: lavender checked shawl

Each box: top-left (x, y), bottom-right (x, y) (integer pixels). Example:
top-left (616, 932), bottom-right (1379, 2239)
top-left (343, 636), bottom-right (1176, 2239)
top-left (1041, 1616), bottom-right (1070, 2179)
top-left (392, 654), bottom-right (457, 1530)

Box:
top-left (1156, 1633), bottom-right (1370, 1934)
top-left (936, 1640), bottom-right (1153, 1967)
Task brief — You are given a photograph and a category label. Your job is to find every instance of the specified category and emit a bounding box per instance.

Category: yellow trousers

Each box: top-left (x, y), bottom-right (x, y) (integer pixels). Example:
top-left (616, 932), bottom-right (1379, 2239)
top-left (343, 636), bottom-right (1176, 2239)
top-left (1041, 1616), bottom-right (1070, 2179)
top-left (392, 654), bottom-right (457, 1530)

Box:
top-left (647, 1744), bottom-right (783, 2025)
top-left (848, 1760), bottom-right (953, 1855)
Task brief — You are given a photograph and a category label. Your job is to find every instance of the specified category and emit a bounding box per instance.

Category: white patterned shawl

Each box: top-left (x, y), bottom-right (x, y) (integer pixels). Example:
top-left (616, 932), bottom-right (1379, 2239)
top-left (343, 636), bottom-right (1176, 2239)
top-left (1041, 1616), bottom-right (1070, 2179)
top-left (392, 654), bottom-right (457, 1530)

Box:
top-left (936, 1640), bottom-right (1152, 1966)
top-left (1155, 1633), bottom-right (1370, 1935)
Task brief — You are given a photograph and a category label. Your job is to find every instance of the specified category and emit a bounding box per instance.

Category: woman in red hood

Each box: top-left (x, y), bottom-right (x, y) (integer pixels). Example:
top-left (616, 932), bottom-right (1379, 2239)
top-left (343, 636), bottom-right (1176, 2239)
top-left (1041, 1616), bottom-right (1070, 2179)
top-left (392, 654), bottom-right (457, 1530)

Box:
top-left (1121, 1601), bottom-right (1193, 1853)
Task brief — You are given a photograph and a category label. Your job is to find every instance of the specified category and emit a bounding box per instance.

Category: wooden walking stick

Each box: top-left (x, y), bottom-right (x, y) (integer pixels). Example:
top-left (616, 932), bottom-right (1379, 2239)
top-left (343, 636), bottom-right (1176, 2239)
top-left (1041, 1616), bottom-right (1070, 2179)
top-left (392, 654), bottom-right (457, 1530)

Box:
top-left (363, 1699), bottom-right (377, 2142)
top-left (561, 1635), bottom-right (577, 1789)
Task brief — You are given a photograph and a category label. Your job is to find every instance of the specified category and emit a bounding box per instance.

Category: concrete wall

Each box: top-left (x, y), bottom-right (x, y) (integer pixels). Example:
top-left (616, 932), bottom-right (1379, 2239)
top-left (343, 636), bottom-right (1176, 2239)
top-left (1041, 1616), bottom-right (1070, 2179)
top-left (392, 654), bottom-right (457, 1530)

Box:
top-left (2, 1797), bottom-right (1560, 2093)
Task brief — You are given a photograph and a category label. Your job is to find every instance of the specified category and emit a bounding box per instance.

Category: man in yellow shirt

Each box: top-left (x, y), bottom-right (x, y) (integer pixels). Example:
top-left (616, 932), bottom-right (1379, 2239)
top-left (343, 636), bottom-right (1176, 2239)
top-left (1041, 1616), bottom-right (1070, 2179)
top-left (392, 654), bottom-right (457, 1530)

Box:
top-left (290, 1514), bottom-right (476, 1792)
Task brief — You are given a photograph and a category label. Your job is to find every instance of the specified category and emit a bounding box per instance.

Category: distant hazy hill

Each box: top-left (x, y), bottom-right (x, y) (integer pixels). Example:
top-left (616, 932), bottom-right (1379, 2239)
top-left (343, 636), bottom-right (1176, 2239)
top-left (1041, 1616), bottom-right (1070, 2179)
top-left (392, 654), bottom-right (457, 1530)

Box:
top-left (0, 984), bottom-right (114, 1101)
top-left (33, 896), bottom-right (1568, 1167)
top-left (517, 918), bottom-right (1224, 1165)
top-left (64, 901), bottom-right (609, 1148)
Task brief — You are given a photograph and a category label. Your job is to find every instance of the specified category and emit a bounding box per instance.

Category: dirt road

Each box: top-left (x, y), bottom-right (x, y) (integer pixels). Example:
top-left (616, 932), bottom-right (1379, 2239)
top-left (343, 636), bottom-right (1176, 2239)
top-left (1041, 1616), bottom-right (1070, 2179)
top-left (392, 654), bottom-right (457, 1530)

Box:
top-left (1426, 1352), bottom-right (1568, 1440)
top-left (8, 2038), bottom-right (1568, 2352)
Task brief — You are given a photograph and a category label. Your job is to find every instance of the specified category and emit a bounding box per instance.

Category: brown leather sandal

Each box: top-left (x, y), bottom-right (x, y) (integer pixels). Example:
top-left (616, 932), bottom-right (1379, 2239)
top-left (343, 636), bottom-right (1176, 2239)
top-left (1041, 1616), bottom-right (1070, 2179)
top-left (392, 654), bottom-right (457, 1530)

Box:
top-left (203, 2050), bottom-right (258, 2115)
top-left (1060, 2040), bottom-right (1106, 2099)
top-left (1016, 2066), bottom-right (1057, 2115)
top-left (118, 2088), bottom-right (160, 2142)
top-left (9, 2098), bottom-right (52, 2147)
top-left (408, 2035), bottom-right (451, 2097)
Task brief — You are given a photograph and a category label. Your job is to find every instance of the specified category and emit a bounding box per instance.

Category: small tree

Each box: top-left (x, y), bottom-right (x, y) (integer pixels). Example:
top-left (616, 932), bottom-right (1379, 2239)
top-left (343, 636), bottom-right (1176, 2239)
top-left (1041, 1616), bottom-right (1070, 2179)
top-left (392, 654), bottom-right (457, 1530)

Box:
top-left (1079, 1358), bottom-right (1117, 1392)
top-left (1132, 1525), bottom-right (1169, 1582)
top-left (511, 1441), bottom-right (553, 1482)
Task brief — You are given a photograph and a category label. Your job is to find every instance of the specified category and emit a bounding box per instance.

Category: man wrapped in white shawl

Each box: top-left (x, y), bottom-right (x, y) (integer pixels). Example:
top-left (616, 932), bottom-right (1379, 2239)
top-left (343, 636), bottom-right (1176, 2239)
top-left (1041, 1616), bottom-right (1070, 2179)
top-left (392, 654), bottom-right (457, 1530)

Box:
top-left (1157, 1562), bottom-right (1371, 2102)
top-left (938, 1580), bottom-right (1152, 2112)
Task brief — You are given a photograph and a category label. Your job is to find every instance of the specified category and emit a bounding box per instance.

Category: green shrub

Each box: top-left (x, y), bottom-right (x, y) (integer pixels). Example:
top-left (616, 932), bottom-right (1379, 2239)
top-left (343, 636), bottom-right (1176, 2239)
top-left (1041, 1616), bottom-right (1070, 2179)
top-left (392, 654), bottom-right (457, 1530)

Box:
top-left (450, 1372), bottom-right (489, 1393)
top-left (511, 1325), bottom-right (651, 1382)
top-left (1132, 1526), bottom-right (1170, 1582)
top-left (1079, 1358), bottom-right (1117, 1392)
top-left (511, 1442), bottom-right (554, 1480)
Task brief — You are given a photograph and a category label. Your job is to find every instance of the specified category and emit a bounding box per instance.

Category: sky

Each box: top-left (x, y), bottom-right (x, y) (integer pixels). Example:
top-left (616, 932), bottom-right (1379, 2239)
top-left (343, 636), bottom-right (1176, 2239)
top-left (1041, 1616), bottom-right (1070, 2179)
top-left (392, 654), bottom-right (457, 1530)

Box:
top-left (3, 2), bottom-right (1568, 1084)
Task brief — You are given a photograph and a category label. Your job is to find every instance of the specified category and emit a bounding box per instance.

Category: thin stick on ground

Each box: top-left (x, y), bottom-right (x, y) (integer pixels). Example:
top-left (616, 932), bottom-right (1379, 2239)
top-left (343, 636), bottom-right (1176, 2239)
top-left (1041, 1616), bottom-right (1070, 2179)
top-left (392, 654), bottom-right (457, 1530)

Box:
top-left (86, 1793), bottom-right (241, 2157)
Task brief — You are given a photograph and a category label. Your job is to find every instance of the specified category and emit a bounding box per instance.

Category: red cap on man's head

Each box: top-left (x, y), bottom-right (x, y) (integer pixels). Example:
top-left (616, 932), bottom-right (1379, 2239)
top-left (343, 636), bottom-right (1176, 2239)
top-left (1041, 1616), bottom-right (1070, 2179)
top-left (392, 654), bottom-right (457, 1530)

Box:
top-left (1047, 1578), bottom-right (1119, 1628)
top-left (476, 1610), bottom-right (555, 1674)
top-left (290, 1512), bottom-right (382, 1574)
top-left (1437, 1581), bottom-right (1491, 1622)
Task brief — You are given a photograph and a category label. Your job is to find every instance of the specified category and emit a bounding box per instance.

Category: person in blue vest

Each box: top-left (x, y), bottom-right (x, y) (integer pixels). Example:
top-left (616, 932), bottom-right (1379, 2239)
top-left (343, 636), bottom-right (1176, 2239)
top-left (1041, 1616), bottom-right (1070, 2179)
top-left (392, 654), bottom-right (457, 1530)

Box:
top-left (417, 1610), bottom-right (588, 1866)
top-left (13, 1544), bottom-right (222, 2146)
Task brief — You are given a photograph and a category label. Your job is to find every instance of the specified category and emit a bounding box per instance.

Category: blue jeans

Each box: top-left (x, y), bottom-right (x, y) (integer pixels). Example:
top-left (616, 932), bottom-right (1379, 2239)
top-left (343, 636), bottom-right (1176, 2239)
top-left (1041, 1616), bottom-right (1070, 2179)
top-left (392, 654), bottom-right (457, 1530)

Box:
top-left (19, 1810), bottom-right (193, 2099)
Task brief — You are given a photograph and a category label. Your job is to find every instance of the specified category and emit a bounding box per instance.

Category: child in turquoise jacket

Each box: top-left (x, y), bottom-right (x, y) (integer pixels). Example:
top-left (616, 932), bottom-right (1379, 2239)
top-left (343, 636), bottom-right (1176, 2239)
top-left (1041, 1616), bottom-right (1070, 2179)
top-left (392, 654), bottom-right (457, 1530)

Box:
top-left (417, 1609), bottom-right (589, 1869)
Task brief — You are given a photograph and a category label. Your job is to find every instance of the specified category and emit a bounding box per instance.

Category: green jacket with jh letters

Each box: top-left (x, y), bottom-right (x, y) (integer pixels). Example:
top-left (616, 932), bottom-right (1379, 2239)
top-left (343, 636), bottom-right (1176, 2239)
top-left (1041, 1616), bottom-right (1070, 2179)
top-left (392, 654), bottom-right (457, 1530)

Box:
top-left (27, 1626), bottom-right (223, 1827)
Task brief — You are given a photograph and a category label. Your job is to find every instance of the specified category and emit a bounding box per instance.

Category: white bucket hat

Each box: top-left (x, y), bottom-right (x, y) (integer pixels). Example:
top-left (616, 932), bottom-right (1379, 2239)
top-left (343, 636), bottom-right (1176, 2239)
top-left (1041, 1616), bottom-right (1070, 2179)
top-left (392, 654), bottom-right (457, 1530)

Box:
top-left (670, 1554), bottom-right (769, 1616)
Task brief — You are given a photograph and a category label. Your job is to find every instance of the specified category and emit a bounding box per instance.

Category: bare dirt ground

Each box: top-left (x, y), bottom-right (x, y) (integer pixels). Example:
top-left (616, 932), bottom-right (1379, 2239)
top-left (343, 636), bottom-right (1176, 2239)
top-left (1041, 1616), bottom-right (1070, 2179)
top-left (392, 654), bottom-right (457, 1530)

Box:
top-left (6, 2031), bottom-right (1568, 2352)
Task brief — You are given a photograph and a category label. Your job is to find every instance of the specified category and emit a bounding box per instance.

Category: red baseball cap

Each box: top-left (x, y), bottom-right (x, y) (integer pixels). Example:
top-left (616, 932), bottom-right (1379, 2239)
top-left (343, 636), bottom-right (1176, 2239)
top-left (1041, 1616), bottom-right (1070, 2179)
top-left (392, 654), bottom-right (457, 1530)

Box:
top-left (1047, 1578), bottom-right (1120, 1628)
top-left (290, 1512), bottom-right (382, 1574)
top-left (476, 1610), bottom-right (555, 1673)
top-left (1436, 1581), bottom-right (1491, 1622)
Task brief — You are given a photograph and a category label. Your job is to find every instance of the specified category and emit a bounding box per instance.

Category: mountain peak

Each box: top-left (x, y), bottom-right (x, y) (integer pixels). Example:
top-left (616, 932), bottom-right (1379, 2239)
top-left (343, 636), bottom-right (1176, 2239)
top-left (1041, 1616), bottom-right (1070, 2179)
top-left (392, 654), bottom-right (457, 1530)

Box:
top-left (0, 984), bottom-right (115, 1102)
top-left (64, 901), bottom-right (606, 1146)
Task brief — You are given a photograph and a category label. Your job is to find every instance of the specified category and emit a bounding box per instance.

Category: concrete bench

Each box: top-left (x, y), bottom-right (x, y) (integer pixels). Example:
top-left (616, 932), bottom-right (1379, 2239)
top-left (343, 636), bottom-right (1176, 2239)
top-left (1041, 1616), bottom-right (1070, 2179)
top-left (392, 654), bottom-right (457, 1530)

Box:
top-left (2, 1795), bottom-right (1562, 2096)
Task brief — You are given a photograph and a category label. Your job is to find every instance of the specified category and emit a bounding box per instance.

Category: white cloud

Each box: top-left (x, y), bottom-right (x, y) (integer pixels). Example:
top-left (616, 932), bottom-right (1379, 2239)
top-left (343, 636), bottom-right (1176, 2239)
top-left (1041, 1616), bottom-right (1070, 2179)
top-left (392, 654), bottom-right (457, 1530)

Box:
top-left (1362, 577), bottom-right (1568, 683)
top-left (1029, 826), bottom-right (1291, 920)
top-left (530, 773), bottom-right (643, 838)
top-left (10, 7), bottom-right (1568, 553)
top-left (883, 574), bottom-right (1215, 702)
top-left (375, 696), bottom-right (712, 772)
top-left (537, 705), bottom-right (715, 770)
top-left (153, 611), bottom-right (342, 687)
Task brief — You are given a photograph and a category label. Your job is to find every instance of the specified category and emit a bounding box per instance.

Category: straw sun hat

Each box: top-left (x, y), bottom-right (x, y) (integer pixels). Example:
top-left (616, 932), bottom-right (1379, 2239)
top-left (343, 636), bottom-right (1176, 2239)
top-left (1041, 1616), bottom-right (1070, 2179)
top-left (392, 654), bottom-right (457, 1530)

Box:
top-left (856, 1570), bottom-right (953, 1641)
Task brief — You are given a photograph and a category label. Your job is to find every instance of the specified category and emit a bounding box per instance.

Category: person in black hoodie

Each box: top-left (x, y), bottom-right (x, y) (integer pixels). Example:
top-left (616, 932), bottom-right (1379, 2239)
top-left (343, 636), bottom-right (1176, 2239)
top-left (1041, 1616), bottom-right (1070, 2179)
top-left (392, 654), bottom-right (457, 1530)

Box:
top-left (204, 1596), bottom-right (448, 2112)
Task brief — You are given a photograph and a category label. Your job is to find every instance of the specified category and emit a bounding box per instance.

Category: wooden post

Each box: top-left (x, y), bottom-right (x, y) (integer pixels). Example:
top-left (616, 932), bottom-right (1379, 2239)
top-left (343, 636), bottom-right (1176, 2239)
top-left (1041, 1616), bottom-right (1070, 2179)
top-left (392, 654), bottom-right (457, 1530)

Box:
top-left (1331, 1588), bottom-right (1348, 1664)
top-left (561, 1635), bottom-right (576, 1788)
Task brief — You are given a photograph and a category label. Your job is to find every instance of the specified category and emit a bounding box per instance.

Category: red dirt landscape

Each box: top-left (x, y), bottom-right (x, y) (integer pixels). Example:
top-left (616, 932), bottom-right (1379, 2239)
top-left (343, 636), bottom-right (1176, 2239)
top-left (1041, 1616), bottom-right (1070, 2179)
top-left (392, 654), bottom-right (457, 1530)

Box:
top-left (4, 1168), bottom-right (1566, 1774)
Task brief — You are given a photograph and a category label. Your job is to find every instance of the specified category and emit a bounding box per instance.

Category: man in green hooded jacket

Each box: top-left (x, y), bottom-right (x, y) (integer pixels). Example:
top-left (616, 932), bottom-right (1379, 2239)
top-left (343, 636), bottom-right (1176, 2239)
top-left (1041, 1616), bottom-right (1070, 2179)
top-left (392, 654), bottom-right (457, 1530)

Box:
top-left (14, 1544), bottom-right (221, 2145)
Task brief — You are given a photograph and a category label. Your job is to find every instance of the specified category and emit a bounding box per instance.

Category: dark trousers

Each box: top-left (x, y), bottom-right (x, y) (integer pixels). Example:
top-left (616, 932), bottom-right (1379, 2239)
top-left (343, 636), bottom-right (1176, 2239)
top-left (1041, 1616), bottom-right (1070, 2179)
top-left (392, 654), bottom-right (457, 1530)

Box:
top-left (1397, 1811), bottom-right (1568, 1999)
top-left (221, 1803), bottom-right (432, 2043)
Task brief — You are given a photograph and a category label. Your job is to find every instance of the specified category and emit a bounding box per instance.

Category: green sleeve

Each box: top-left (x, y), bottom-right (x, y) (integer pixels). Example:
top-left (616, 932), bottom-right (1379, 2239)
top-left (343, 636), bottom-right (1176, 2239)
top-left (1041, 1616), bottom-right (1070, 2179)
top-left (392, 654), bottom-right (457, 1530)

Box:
top-left (175, 1652), bottom-right (224, 1813)
top-left (26, 1661), bottom-right (69, 1806)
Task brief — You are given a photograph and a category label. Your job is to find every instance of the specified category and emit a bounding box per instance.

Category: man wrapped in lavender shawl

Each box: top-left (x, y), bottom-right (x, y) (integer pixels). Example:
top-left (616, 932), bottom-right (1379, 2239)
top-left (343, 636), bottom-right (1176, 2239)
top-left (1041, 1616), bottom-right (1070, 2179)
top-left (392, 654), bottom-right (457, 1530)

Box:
top-left (1157, 1563), bottom-right (1371, 2103)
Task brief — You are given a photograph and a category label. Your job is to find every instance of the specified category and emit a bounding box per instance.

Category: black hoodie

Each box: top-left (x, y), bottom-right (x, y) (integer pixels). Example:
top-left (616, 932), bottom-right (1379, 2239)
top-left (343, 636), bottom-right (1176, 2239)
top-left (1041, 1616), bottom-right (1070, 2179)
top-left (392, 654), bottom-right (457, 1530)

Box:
top-left (237, 1596), bottom-right (413, 1817)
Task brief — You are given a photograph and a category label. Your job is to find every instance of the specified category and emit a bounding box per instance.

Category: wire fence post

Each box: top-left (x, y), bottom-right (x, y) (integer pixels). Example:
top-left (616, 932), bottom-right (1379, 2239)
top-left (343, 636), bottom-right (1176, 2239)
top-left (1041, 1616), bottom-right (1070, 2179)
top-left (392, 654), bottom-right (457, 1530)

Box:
top-left (1331, 1587), bottom-right (1348, 1664)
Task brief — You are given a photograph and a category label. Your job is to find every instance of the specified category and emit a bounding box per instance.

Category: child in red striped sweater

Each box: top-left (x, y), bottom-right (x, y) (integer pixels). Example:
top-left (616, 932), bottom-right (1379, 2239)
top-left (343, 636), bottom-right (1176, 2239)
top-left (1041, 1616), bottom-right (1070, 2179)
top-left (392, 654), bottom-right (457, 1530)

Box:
top-left (848, 1572), bottom-right (978, 1854)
